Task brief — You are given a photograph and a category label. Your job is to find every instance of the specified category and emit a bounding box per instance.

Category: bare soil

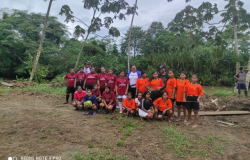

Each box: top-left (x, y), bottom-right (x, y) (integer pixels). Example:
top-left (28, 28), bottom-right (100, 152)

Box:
top-left (0, 90), bottom-right (250, 160)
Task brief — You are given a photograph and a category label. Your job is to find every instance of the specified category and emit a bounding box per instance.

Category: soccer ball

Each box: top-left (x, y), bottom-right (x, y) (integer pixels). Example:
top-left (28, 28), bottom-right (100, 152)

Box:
top-left (85, 100), bottom-right (92, 107)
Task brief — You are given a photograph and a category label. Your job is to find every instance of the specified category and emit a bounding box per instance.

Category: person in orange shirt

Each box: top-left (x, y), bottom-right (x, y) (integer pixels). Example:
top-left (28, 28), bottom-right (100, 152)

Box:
top-left (176, 71), bottom-right (190, 122)
top-left (153, 92), bottom-right (173, 122)
top-left (135, 71), bottom-right (149, 96)
top-left (122, 92), bottom-right (136, 117)
top-left (166, 69), bottom-right (177, 114)
top-left (183, 74), bottom-right (204, 128)
top-left (147, 71), bottom-right (165, 102)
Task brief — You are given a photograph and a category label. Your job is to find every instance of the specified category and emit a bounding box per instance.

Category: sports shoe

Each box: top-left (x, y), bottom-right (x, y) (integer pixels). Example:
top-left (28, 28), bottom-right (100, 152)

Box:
top-left (63, 101), bottom-right (68, 104)
top-left (75, 107), bottom-right (79, 110)
top-left (93, 111), bottom-right (96, 115)
top-left (85, 111), bottom-right (90, 115)
top-left (119, 110), bottom-right (123, 114)
top-left (104, 110), bottom-right (108, 114)
top-left (70, 101), bottom-right (73, 104)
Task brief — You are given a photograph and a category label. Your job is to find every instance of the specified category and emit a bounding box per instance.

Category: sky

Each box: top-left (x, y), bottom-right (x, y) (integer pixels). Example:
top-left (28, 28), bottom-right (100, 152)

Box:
top-left (1, 0), bottom-right (250, 42)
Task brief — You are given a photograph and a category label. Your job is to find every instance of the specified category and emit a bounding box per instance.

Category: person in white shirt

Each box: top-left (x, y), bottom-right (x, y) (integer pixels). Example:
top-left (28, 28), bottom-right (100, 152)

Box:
top-left (127, 65), bottom-right (141, 98)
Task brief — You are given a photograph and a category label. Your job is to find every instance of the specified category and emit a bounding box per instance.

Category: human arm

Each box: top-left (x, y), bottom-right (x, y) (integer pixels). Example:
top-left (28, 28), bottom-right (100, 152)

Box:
top-left (125, 84), bottom-right (129, 95)
top-left (183, 92), bottom-right (187, 102)
top-left (234, 73), bottom-right (240, 80)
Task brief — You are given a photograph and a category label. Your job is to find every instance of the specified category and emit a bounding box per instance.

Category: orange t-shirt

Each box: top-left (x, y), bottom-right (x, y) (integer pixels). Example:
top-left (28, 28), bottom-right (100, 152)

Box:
top-left (176, 79), bottom-right (190, 102)
top-left (123, 98), bottom-right (136, 109)
top-left (153, 97), bottom-right (172, 111)
top-left (166, 78), bottom-right (177, 98)
top-left (149, 78), bottom-right (164, 90)
top-left (183, 83), bottom-right (204, 97)
top-left (136, 78), bottom-right (149, 94)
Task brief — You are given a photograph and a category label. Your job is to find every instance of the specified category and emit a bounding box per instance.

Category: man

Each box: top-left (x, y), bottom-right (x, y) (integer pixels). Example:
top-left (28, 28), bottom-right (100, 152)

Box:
top-left (83, 61), bottom-right (93, 74)
top-left (234, 67), bottom-right (249, 97)
top-left (158, 65), bottom-right (169, 92)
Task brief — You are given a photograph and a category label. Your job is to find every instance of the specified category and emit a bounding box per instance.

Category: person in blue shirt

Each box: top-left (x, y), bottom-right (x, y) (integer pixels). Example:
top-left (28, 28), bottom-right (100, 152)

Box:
top-left (127, 65), bottom-right (141, 99)
top-left (83, 89), bottom-right (98, 115)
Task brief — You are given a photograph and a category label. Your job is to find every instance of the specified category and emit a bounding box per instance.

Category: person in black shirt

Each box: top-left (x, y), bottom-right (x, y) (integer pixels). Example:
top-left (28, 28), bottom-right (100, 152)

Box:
top-left (139, 91), bottom-right (154, 119)
top-left (158, 65), bottom-right (169, 92)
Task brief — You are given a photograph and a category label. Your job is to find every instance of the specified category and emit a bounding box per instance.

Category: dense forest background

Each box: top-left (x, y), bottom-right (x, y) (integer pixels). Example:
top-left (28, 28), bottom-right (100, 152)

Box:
top-left (0, 7), bottom-right (249, 86)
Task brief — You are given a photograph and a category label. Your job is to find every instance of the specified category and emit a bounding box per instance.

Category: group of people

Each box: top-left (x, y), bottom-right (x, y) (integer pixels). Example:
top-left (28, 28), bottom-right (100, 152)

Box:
top-left (64, 61), bottom-right (204, 128)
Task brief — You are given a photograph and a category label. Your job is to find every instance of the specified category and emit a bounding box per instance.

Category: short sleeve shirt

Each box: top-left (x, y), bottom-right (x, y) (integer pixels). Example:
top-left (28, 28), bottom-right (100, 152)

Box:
top-left (135, 78), bottom-right (149, 94)
top-left (149, 78), bottom-right (164, 90)
top-left (86, 73), bottom-right (99, 85)
top-left (99, 73), bottom-right (108, 89)
top-left (102, 91), bottom-right (115, 104)
top-left (153, 97), bottom-right (172, 111)
top-left (74, 91), bottom-right (86, 102)
top-left (166, 78), bottom-right (177, 98)
top-left (76, 72), bottom-right (87, 82)
top-left (143, 99), bottom-right (153, 110)
top-left (106, 74), bottom-right (117, 91)
top-left (176, 79), bottom-right (190, 102)
top-left (83, 95), bottom-right (97, 106)
top-left (235, 71), bottom-right (248, 84)
top-left (123, 98), bottom-right (136, 109)
top-left (184, 83), bottom-right (204, 97)
top-left (116, 77), bottom-right (129, 95)
top-left (91, 89), bottom-right (101, 97)
top-left (65, 73), bottom-right (76, 87)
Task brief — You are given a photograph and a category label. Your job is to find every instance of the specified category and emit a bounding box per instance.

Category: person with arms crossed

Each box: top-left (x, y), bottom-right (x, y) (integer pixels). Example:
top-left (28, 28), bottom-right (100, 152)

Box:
top-left (64, 68), bottom-right (76, 104)
top-left (234, 67), bottom-right (249, 97)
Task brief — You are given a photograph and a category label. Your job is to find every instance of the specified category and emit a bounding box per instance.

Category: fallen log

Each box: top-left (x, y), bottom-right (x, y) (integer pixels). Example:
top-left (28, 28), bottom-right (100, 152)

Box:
top-left (174, 111), bottom-right (250, 116)
top-left (0, 82), bottom-right (14, 87)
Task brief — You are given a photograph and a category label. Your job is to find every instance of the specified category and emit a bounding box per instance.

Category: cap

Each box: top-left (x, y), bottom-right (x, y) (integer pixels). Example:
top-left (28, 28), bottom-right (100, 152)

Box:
top-left (239, 67), bottom-right (243, 70)
top-left (159, 65), bottom-right (166, 69)
top-left (84, 62), bottom-right (89, 65)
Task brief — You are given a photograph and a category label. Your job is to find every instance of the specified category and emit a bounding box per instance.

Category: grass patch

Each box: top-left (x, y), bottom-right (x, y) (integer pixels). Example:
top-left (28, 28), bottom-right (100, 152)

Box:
top-left (117, 141), bottom-right (123, 147)
top-left (0, 87), bottom-right (12, 93)
top-left (73, 151), bottom-right (127, 160)
top-left (212, 90), bottom-right (238, 97)
top-left (88, 144), bottom-right (94, 148)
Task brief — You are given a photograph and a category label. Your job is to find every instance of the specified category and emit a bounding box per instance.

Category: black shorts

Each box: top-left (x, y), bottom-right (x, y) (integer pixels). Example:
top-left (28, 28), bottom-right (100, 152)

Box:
top-left (67, 86), bottom-right (75, 93)
top-left (129, 86), bottom-right (136, 98)
top-left (100, 88), bottom-right (105, 96)
top-left (171, 99), bottom-right (176, 103)
top-left (157, 110), bottom-right (168, 116)
top-left (176, 102), bottom-right (186, 106)
top-left (186, 96), bottom-right (199, 110)
top-left (150, 91), bottom-right (161, 102)
top-left (76, 81), bottom-right (84, 90)
top-left (87, 84), bottom-right (94, 90)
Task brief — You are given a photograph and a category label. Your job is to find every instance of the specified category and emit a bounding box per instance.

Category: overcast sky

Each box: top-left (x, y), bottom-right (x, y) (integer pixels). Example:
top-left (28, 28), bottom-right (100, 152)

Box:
top-left (1, 0), bottom-right (250, 41)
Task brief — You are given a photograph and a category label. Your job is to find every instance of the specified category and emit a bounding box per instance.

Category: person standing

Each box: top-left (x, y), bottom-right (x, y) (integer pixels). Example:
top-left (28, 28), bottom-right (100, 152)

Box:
top-left (99, 67), bottom-right (108, 94)
top-left (158, 65), bottom-right (169, 93)
top-left (83, 61), bottom-right (93, 74)
top-left (74, 67), bottom-right (87, 90)
top-left (127, 65), bottom-right (141, 98)
top-left (147, 71), bottom-right (164, 102)
top-left (106, 68), bottom-right (117, 94)
top-left (135, 71), bottom-right (149, 96)
top-left (234, 67), bottom-right (249, 96)
top-left (84, 67), bottom-right (99, 90)
top-left (64, 68), bottom-right (76, 104)
top-left (116, 70), bottom-right (129, 113)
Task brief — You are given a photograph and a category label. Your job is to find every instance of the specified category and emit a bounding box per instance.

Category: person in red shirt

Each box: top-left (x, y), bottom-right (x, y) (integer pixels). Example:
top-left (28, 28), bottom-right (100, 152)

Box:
top-left (99, 67), bottom-right (108, 94)
top-left (135, 71), bottom-right (149, 96)
top-left (153, 92), bottom-right (173, 122)
top-left (100, 85), bottom-right (116, 113)
top-left (175, 71), bottom-right (190, 122)
top-left (105, 68), bottom-right (117, 94)
top-left (116, 70), bottom-right (129, 114)
top-left (166, 69), bottom-right (177, 115)
top-left (84, 67), bottom-right (99, 90)
top-left (92, 83), bottom-right (101, 111)
top-left (74, 67), bottom-right (87, 90)
top-left (64, 68), bottom-right (76, 104)
top-left (122, 92), bottom-right (136, 117)
top-left (147, 71), bottom-right (164, 102)
top-left (72, 86), bottom-right (86, 110)
top-left (183, 74), bottom-right (204, 128)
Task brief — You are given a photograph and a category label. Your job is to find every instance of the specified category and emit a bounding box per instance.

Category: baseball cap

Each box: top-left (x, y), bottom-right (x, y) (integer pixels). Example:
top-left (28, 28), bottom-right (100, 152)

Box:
top-left (159, 65), bottom-right (166, 69)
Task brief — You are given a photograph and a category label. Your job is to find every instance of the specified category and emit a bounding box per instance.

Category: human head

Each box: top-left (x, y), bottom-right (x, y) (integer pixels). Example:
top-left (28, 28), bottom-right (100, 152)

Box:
top-left (93, 83), bottom-right (98, 90)
top-left (141, 71), bottom-right (147, 78)
top-left (131, 65), bottom-right (136, 73)
top-left (120, 70), bottom-right (125, 77)
top-left (168, 69), bottom-right (174, 78)
top-left (105, 85), bottom-right (111, 93)
top-left (137, 92), bottom-right (143, 100)
top-left (162, 92), bottom-right (168, 100)
top-left (152, 71), bottom-right (158, 79)
top-left (108, 68), bottom-right (113, 75)
top-left (127, 92), bottom-right (132, 100)
top-left (101, 67), bottom-right (105, 73)
top-left (77, 86), bottom-right (82, 92)
top-left (191, 74), bottom-right (198, 83)
top-left (84, 62), bottom-right (89, 68)
top-left (239, 67), bottom-right (243, 72)
top-left (144, 91), bottom-right (150, 99)
top-left (180, 71), bottom-right (186, 80)
top-left (159, 64), bottom-right (166, 73)
top-left (79, 67), bottom-right (84, 73)
top-left (70, 68), bottom-right (75, 74)
top-left (91, 67), bottom-right (95, 73)
top-left (87, 89), bottom-right (92, 97)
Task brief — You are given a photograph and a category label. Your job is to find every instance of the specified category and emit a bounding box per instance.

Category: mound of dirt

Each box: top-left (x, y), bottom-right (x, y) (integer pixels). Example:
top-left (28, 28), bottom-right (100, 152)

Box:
top-left (200, 95), bottom-right (250, 111)
top-left (1, 80), bottom-right (36, 88)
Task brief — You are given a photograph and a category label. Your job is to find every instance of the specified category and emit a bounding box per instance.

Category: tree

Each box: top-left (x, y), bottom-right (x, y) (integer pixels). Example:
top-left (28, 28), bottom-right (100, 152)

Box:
top-left (147, 22), bottom-right (164, 38)
top-left (59, 0), bottom-right (132, 70)
top-left (29, 0), bottom-right (53, 82)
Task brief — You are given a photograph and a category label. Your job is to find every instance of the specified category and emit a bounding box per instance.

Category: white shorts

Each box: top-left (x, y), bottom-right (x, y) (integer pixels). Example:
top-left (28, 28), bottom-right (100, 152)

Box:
top-left (75, 100), bottom-right (81, 104)
top-left (117, 95), bottom-right (127, 99)
top-left (139, 109), bottom-right (150, 118)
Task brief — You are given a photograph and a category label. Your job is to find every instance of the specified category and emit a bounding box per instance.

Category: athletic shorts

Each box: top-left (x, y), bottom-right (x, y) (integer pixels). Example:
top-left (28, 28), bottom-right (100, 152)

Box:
top-left (67, 87), bottom-right (75, 93)
top-left (87, 84), bottom-right (94, 90)
top-left (76, 81), bottom-right (84, 90)
top-left (75, 100), bottom-right (82, 105)
top-left (157, 110), bottom-right (168, 116)
top-left (186, 96), bottom-right (199, 110)
top-left (176, 102), bottom-right (186, 106)
top-left (171, 99), bottom-right (176, 103)
top-left (117, 95), bottom-right (127, 99)
top-left (237, 84), bottom-right (247, 90)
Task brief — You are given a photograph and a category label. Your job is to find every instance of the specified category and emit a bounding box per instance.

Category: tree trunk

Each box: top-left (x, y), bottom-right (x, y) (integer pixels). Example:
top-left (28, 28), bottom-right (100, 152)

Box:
top-left (74, 31), bottom-right (90, 69)
top-left (29, 0), bottom-right (53, 82)
top-left (127, 0), bottom-right (137, 72)
top-left (246, 57), bottom-right (250, 90)
top-left (134, 46), bottom-right (136, 58)
top-left (234, 23), bottom-right (240, 74)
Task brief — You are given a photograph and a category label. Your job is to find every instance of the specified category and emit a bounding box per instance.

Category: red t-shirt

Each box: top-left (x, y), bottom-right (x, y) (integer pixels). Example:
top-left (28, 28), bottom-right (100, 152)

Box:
top-left (99, 73), bottom-right (108, 89)
top-left (102, 91), bottom-right (115, 103)
top-left (76, 72), bottom-right (87, 82)
top-left (86, 73), bottom-right (99, 85)
top-left (65, 73), bottom-right (76, 87)
top-left (92, 89), bottom-right (101, 97)
top-left (74, 91), bottom-right (86, 102)
top-left (116, 77), bottom-right (129, 95)
top-left (106, 74), bottom-right (117, 92)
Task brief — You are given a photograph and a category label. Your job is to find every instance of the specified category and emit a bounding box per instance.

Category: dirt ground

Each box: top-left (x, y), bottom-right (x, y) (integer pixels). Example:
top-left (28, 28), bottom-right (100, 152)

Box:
top-left (0, 90), bottom-right (250, 160)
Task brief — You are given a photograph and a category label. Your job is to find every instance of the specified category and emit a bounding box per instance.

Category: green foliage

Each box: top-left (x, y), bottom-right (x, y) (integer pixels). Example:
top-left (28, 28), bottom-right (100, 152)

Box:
top-left (117, 141), bottom-right (124, 147)
top-left (212, 90), bottom-right (238, 97)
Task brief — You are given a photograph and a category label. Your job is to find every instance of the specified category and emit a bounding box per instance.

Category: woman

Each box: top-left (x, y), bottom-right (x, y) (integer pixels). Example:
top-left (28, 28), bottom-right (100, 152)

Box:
top-left (135, 71), bottom-right (149, 96)
top-left (84, 67), bottom-right (99, 90)
top-left (105, 68), bottom-right (117, 94)
top-left (99, 67), bottom-right (108, 94)
top-left (92, 83), bottom-right (101, 111)
top-left (74, 67), bottom-right (87, 90)
top-left (138, 91), bottom-right (154, 119)
top-left (147, 71), bottom-right (164, 102)
top-left (135, 92), bottom-right (143, 114)
top-left (100, 85), bottom-right (116, 113)
top-left (153, 92), bottom-right (173, 122)
top-left (64, 68), bottom-right (76, 104)
top-left (83, 89), bottom-right (98, 115)
top-left (183, 74), bottom-right (204, 128)
top-left (122, 92), bottom-right (136, 117)
top-left (127, 65), bottom-right (141, 98)
top-left (116, 70), bottom-right (129, 113)
top-left (166, 69), bottom-right (177, 114)
top-left (176, 71), bottom-right (190, 122)
top-left (72, 86), bottom-right (86, 110)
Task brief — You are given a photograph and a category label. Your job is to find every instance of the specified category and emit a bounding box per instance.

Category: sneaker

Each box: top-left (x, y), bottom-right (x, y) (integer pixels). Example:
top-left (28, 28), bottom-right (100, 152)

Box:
top-left (93, 111), bottom-right (96, 115)
top-left (70, 101), bottom-right (73, 104)
top-left (85, 111), bottom-right (90, 115)
top-left (104, 110), bottom-right (108, 114)
top-left (75, 107), bottom-right (79, 110)
top-left (97, 109), bottom-right (101, 112)
top-left (119, 110), bottom-right (123, 114)
top-left (63, 101), bottom-right (68, 104)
